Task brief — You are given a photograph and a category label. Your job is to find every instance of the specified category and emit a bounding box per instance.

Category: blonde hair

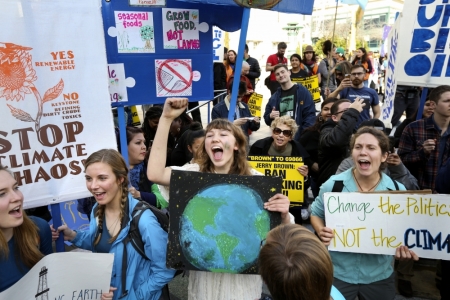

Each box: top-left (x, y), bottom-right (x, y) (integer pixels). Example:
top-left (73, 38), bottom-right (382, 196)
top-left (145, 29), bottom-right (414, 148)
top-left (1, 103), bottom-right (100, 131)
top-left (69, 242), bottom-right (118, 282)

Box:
top-left (0, 166), bottom-right (43, 268)
top-left (83, 149), bottom-right (129, 245)
top-left (196, 119), bottom-right (252, 175)
top-left (270, 115), bottom-right (298, 138)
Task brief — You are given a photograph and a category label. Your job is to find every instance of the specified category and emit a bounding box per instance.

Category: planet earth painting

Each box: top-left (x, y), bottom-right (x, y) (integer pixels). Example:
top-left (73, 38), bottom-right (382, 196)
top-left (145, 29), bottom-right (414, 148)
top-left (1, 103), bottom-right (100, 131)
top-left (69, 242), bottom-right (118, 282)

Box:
top-left (179, 184), bottom-right (270, 273)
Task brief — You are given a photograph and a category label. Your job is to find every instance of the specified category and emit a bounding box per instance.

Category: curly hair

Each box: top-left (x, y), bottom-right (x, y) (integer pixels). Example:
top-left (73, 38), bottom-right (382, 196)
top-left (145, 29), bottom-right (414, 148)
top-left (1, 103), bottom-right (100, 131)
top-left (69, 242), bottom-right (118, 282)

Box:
top-left (196, 119), bottom-right (252, 175)
top-left (83, 149), bottom-right (129, 245)
top-left (270, 115), bottom-right (298, 138)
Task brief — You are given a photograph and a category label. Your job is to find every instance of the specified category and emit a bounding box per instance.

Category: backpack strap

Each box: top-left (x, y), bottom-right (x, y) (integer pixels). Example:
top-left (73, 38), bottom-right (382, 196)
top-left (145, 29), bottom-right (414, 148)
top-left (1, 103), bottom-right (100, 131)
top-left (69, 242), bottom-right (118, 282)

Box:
top-left (387, 177), bottom-right (399, 191)
top-left (332, 181), bottom-right (344, 192)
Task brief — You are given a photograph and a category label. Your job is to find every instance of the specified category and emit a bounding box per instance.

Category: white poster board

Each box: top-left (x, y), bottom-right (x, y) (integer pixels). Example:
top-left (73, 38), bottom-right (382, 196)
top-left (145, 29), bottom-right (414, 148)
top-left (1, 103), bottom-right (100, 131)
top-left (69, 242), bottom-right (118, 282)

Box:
top-left (380, 15), bottom-right (400, 127)
top-left (324, 192), bottom-right (450, 260)
top-left (0, 252), bottom-right (113, 300)
top-left (129, 0), bottom-right (165, 6)
top-left (394, 1), bottom-right (450, 87)
top-left (108, 63), bottom-right (129, 102)
top-left (114, 11), bottom-right (155, 53)
top-left (212, 26), bottom-right (224, 62)
top-left (162, 8), bottom-right (200, 49)
top-left (0, 0), bottom-right (117, 208)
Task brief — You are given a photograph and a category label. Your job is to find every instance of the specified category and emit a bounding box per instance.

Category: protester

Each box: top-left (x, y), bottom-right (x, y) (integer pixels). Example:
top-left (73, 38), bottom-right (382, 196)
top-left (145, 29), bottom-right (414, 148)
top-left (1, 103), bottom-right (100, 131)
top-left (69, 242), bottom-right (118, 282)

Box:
top-left (328, 64), bottom-right (381, 128)
top-left (212, 81), bottom-right (260, 142)
top-left (244, 44), bottom-right (261, 90)
top-left (302, 45), bottom-right (321, 83)
top-left (333, 61), bottom-right (352, 86)
top-left (318, 40), bottom-right (337, 99)
top-left (142, 106), bottom-right (163, 149)
top-left (266, 42), bottom-right (288, 95)
top-left (351, 47), bottom-right (372, 87)
top-left (185, 126), bottom-right (205, 165)
top-left (259, 224), bottom-right (345, 300)
top-left (226, 61), bottom-right (254, 103)
top-left (334, 47), bottom-right (346, 61)
top-left (224, 49), bottom-right (237, 83)
top-left (317, 98), bottom-right (365, 188)
top-left (171, 122), bottom-right (204, 166)
top-left (289, 53), bottom-right (308, 82)
top-left (299, 97), bottom-right (339, 198)
top-left (58, 149), bottom-right (175, 300)
top-left (213, 59), bottom-right (227, 106)
top-left (391, 85), bottom-right (421, 127)
top-left (0, 165), bottom-right (53, 293)
top-left (398, 85), bottom-right (450, 191)
top-left (147, 98), bottom-right (292, 300)
top-left (249, 115), bottom-right (311, 223)
top-left (311, 127), bottom-right (419, 300)
top-left (263, 64), bottom-right (316, 140)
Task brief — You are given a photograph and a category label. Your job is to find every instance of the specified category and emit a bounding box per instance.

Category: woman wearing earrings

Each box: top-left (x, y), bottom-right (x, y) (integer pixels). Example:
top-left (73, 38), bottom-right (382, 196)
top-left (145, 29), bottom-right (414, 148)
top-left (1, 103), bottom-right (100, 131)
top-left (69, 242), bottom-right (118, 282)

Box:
top-left (0, 165), bottom-right (53, 293)
top-left (58, 149), bottom-right (175, 300)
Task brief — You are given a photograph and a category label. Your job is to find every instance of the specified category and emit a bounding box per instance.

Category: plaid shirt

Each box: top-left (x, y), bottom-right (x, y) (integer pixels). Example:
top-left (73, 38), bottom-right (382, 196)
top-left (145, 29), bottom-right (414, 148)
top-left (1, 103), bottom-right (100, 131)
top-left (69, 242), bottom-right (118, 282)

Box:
top-left (398, 115), bottom-right (450, 191)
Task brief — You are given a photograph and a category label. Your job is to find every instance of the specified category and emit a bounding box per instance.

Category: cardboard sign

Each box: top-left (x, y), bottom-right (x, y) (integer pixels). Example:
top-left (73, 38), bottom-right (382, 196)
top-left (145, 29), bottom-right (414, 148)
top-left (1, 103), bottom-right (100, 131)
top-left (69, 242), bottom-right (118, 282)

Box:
top-left (247, 93), bottom-right (263, 117)
top-left (108, 63), bottom-right (128, 102)
top-left (292, 75), bottom-right (320, 103)
top-left (325, 192), bottom-right (450, 259)
top-left (166, 171), bottom-right (282, 274)
top-left (162, 8), bottom-right (200, 49)
top-left (393, 1), bottom-right (450, 87)
top-left (114, 11), bottom-right (155, 53)
top-left (0, 252), bottom-right (113, 299)
top-left (248, 156), bottom-right (304, 205)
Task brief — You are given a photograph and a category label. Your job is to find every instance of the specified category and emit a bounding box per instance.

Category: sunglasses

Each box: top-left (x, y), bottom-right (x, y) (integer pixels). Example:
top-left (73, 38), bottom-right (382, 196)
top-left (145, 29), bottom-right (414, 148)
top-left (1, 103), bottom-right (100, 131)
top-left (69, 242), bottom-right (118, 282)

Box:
top-left (273, 127), bottom-right (292, 137)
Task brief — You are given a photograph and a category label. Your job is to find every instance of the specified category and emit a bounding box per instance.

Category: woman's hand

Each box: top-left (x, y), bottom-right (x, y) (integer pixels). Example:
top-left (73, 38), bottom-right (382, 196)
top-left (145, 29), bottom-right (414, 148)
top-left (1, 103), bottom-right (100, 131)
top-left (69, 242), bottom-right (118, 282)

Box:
top-left (161, 98), bottom-right (189, 120)
top-left (101, 287), bottom-right (117, 300)
top-left (318, 226), bottom-right (334, 246)
top-left (57, 225), bottom-right (77, 241)
top-left (395, 246), bottom-right (419, 261)
top-left (50, 225), bottom-right (59, 242)
top-left (129, 186), bottom-right (141, 200)
top-left (233, 118), bottom-right (248, 126)
top-left (297, 165), bottom-right (308, 177)
top-left (264, 193), bottom-right (290, 224)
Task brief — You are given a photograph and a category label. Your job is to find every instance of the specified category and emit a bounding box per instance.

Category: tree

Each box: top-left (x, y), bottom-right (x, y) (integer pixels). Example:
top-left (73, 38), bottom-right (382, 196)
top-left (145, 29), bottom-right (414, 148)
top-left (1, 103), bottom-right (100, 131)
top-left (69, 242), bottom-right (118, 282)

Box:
top-left (140, 25), bottom-right (154, 50)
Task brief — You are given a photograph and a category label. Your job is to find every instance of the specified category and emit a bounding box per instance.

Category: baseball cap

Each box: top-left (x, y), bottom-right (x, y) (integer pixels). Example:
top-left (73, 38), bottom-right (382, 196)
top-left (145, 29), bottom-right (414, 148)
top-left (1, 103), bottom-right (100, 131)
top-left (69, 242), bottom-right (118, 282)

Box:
top-left (336, 47), bottom-right (345, 56)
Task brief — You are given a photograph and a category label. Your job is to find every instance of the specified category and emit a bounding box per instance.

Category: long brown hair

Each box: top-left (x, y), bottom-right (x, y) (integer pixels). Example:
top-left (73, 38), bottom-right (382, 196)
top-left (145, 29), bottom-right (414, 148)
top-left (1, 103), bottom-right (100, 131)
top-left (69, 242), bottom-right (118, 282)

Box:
top-left (196, 119), bottom-right (252, 175)
top-left (84, 150), bottom-right (129, 245)
top-left (0, 165), bottom-right (43, 269)
top-left (259, 224), bottom-right (333, 300)
top-left (350, 127), bottom-right (390, 171)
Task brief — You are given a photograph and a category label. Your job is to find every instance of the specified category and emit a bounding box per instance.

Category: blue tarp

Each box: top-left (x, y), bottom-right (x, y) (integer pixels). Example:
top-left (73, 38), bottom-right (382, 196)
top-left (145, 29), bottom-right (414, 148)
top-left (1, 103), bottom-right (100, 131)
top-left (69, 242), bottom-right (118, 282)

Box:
top-left (175, 0), bottom-right (314, 15)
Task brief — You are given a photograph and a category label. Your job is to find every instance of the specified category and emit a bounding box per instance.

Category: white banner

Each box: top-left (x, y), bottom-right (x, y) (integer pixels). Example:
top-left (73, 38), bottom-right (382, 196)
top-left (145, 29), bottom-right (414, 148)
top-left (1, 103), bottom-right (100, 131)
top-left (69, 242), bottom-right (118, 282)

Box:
top-left (394, 1), bottom-right (450, 87)
top-left (0, 252), bottom-right (113, 300)
top-left (380, 15), bottom-right (400, 128)
top-left (325, 192), bottom-right (450, 260)
top-left (0, 0), bottom-right (117, 208)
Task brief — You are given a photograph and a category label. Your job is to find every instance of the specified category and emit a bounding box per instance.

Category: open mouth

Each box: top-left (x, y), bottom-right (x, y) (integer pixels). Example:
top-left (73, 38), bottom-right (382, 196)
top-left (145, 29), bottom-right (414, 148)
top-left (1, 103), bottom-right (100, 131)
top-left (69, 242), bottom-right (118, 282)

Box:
top-left (211, 146), bottom-right (223, 160)
top-left (93, 192), bottom-right (106, 201)
top-left (9, 205), bottom-right (22, 217)
top-left (358, 159), bottom-right (371, 170)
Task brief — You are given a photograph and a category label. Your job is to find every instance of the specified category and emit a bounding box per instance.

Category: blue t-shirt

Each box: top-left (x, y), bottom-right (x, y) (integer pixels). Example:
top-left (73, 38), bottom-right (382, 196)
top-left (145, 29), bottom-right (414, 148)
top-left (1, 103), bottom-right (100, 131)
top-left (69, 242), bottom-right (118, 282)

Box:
top-left (339, 86), bottom-right (379, 128)
top-left (95, 217), bottom-right (113, 253)
top-left (0, 216), bottom-right (53, 292)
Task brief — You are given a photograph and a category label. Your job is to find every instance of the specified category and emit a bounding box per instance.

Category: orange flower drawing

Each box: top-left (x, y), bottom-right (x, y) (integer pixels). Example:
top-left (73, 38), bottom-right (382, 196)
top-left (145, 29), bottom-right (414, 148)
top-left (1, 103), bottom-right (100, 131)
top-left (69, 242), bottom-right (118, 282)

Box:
top-left (0, 42), bottom-right (64, 132)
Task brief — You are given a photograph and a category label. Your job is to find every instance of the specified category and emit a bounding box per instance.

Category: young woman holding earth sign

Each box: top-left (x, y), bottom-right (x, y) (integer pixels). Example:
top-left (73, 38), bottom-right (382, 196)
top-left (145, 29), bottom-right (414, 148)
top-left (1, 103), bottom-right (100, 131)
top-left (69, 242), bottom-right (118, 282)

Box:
top-left (311, 127), bottom-right (419, 300)
top-left (147, 98), bottom-right (293, 300)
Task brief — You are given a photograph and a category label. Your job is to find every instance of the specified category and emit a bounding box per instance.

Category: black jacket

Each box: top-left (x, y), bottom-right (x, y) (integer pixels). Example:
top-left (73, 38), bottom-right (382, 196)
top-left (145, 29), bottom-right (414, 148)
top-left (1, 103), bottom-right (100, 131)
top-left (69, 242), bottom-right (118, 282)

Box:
top-left (213, 62), bottom-right (227, 93)
top-left (245, 56), bottom-right (261, 89)
top-left (317, 108), bottom-right (360, 188)
top-left (249, 137), bottom-right (313, 169)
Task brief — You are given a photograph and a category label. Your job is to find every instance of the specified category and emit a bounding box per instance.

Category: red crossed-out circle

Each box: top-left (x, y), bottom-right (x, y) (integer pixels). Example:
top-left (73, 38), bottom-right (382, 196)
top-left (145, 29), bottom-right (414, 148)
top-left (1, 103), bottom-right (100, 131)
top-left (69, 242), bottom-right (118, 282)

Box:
top-left (157, 59), bottom-right (193, 93)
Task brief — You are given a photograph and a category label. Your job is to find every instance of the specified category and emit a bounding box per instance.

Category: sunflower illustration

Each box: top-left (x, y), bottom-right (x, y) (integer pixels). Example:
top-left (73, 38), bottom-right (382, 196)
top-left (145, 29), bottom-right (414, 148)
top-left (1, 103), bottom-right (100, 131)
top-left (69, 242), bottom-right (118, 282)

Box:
top-left (0, 42), bottom-right (64, 133)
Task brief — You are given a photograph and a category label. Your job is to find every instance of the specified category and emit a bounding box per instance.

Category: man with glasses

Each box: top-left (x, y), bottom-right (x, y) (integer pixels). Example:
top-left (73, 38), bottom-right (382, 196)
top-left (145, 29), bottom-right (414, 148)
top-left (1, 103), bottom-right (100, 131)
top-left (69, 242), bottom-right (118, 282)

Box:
top-left (317, 98), bottom-right (365, 188)
top-left (263, 64), bottom-right (316, 141)
top-left (328, 65), bottom-right (380, 129)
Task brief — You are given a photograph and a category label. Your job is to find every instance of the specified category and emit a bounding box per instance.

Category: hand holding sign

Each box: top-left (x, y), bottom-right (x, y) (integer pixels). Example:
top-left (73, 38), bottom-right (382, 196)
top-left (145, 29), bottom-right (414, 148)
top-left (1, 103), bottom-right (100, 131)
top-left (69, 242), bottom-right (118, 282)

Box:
top-left (395, 246), bottom-right (419, 261)
top-left (318, 226), bottom-right (335, 246)
top-left (264, 193), bottom-right (290, 224)
top-left (234, 118), bottom-right (248, 126)
top-left (101, 287), bottom-right (117, 300)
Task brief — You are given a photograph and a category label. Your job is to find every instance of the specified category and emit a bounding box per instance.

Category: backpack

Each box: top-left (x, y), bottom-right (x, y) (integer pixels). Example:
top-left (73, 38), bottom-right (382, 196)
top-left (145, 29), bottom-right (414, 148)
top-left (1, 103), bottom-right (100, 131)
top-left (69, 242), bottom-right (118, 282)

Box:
top-left (94, 201), bottom-right (174, 299)
top-left (331, 177), bottom-right (399, 192)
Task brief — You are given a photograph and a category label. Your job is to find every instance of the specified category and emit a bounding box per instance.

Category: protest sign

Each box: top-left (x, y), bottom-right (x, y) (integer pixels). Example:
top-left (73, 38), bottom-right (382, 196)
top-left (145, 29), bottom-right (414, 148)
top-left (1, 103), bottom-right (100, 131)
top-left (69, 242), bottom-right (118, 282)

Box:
top-left (291, 75), bottom-right (320, 103)
top-left (162, 8), bottom-right (200, 49)
top-left (247, 93), bottom-right (263, 117)
top-left (0, 0), bottom-right (117, 208)
top-left (248, 156), bottom-right (304, 205)
top-left (381, 15), bottom-right (400, 127)
top-left (114, 11), bottom-right (155, 53)
top-left (130, 0), bottom-right (165, 6)
top-left (0, 252), bottom-right (113, 300)
top-left (108, 63), bottom-right (129, 102)
top-left (166, 171), bottom-right (282, 274)
top-left (394, 1), bottom-right (450, 87)
top-left (212, 26), bottom-right (225, 62)
top-left (325, 192), bottom-right (450, 259)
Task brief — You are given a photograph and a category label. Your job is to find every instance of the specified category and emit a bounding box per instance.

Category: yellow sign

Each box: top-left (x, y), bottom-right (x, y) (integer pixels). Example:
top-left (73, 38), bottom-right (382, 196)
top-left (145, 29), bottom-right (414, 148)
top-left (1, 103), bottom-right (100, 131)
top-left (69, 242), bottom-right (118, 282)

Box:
top-left (247, 93), bottom-right (263, 117)
top-left (130, 105), bottom-right (141, 126)
top-left (247, 155), bottom-right (304, 206)
top-left (292, 75), bottom-right (320, 103)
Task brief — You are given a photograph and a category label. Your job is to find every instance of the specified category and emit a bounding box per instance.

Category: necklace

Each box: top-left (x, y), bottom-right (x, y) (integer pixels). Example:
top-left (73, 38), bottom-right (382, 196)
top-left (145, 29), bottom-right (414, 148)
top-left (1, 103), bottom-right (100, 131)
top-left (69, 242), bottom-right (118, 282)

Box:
top-left (353, 169), bottom-right (381, 192)
top-left (107, 217), bottom-right (120, 235)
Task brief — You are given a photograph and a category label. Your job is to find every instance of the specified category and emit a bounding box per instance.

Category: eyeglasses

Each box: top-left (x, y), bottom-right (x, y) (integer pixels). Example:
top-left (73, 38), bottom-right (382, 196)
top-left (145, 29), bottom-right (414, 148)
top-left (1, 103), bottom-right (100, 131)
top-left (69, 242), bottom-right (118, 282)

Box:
top-left (351, 72), bottom-right (364, 77)
top-left (334, 108), bottom-right (349, 115)
top-left (273, 128), bottom-right (292, 137)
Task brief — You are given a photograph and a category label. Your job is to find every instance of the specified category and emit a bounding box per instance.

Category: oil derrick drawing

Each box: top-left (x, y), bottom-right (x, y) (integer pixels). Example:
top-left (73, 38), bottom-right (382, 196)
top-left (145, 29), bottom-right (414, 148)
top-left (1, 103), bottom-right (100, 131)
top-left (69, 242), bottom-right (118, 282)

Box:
top-left (35, 266), bottom-right (50, 300)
